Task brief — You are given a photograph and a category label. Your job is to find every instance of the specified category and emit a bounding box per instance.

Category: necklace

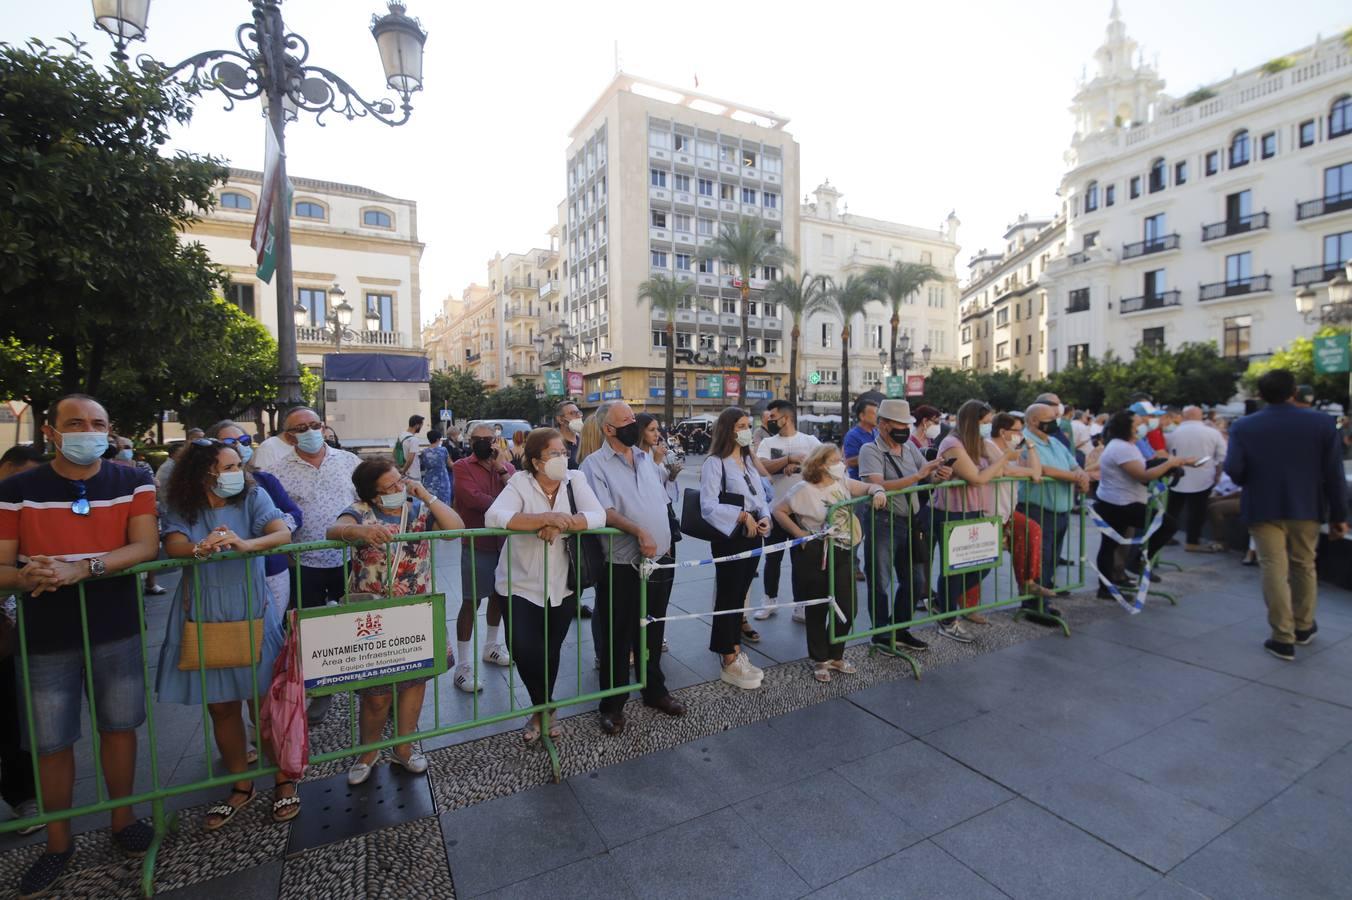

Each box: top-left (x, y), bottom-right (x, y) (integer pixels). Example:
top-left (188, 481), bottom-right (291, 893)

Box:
top-left (541, 482), bottom-right (560, 505)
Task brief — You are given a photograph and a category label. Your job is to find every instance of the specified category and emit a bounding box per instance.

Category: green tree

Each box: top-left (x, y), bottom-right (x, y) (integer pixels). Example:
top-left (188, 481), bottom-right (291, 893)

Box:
top-left (917, 367), bottom-right (980, 412)
top-left (1244, 326), bottom-right (1350, 407)
top-left (698, 217), bottom-right (796, 406)
top-left (866, 261), bottom-right (941, 376)
top-left (482, 383), bottom-right (549, 425)
top-left (822, 275), bottom-right (881, 426)
top-left (429, 367), bottom-right (486, 424)
top-left (174, 301), bottom-right (286, 428)
top-left (976, 370), bottom-right (1042, 413)
top-left (638, 274), bottom-right (691, 427)
top-left (770, 272), bottom-right (829, 410)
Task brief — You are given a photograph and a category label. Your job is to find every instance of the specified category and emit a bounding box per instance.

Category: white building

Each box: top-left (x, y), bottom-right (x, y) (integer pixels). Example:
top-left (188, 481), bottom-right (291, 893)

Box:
top-left (1042, 6), bottom-right (1352, 370)
top-left (797, 181), bottom-right (961, 409)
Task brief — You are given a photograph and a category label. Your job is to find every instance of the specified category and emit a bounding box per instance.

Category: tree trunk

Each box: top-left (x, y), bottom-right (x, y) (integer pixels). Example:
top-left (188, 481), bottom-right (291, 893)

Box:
top-left (56, 338), bottom-right (81, 396)
top-left (665, 319), bottom-right (675, 427)
top-left (789, 321), bottom-right (800, 409)
top-left (840, 326), bottom-right (851, 431)
top-left (738, 283), bottom-right (750, 407)
top-left (85, 334), bottom-right (107, 395)
top-left (889, 310), bottom-right (900, 377)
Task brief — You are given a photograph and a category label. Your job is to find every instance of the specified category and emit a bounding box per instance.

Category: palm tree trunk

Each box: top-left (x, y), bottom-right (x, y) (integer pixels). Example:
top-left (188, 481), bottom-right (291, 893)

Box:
top-left (788, 321), bottom-right (800, 409)
top-left (840, 326), bottom-right (851, 429)
top-left (665, 320), bottom-right (675, 427)
top-left (738, 283), bottom-right (750, 407)
top-left (889, 310), bottom-right (900, 377)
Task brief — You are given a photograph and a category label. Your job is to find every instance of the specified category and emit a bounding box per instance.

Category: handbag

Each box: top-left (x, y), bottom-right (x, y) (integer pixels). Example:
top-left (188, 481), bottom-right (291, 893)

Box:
top-left (177, 618), bottom-right (265, 670)
top-left (564, 480), bottom-right (603, 593)
top-left (681, 457), bottom-right (754, 542)
top-left (259, 609), bottom-right (309, 781)
top-left (667, 501), bottom-right (682, 544)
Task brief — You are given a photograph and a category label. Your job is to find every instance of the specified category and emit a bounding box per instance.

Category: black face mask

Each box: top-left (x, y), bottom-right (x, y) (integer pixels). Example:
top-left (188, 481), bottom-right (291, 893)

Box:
top-left (1038, 420), bottom-right (1059, 435)
top-left (765, 420), bottom-right (781, 436)
top-left (613, 422), bottom-right (642, 448)
top-left (471, 438), bottom-right (494, 460)
top-left (889, 428), bottom-right (911, 444)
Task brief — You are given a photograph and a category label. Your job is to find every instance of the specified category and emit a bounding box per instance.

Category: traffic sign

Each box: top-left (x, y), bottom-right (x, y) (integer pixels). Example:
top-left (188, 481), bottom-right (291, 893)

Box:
top-left (439, 408), bottom-right (452, 421)
top-left (1313, 334), bottom-right (1350, 374)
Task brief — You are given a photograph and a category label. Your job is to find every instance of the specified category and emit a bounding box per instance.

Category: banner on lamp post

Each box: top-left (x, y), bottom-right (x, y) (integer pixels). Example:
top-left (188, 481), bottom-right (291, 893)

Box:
top-left (544, 369), bottom-right (565, 397)
top-left (905, 374), bottom-right (926, 396)
top-left (884, 376), bottom-right (904, 398)
top-left (724, 374), bottom-right (741, 397)
top-left (566, 371), bottom-right (584, 394)
top-left (1313, 334), bottom-right (1351, 374)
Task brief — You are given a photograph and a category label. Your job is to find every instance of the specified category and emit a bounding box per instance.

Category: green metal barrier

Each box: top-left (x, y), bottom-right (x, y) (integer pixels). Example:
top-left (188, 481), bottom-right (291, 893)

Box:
top-left (3, 525), bottom-right (636, 897)
top-left (824, 476), bottom-right (1089, 678)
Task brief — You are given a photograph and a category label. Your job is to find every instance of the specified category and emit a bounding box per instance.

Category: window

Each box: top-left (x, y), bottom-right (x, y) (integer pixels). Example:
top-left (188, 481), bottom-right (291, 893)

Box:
top-left (1144, 212), bottom-right (1167, 244)
top-left (1067, 288), bottom-right (1090, 313)
top-left (1083, 231), bottom-right (1099, 249)
top-left (672, 213), bottom-right (691, 232)
top-left (1105, 184), bottom-right (1116, 206)
top-left (1300, 119), bottom-right (1316, 148)
top-left (294, 201), bottom-right (325, 219)
top-left (652, 330), bottom-right (669, 348)
top-left (1225, 251), bottom-right (1252, 285)
top-left (697, 256), bottom-right (715, 274)
top-left (1223, 315), bottom-right (1252, 358)
top-left (1141, 327), bottom-right (1165, 351)
top-left (819, 369), bottom-right (839, 385)
top-left (961, 326), bottom-right (971, 343)
top-left (366, 293), bottom-right (393, 332)
top-left (1229, 130), bottom-right (1251, 168)
top-left (297, 287), bottom-right (326, 326)
top-left (763, 192), bottom-right (779, 209)
top-left (761, 266), bottom-right (779, 281)
top-left (962, 355), bottom-right (971, 369)
top-left (698, 178), bottom-right (714, 197)
top-left (673, 173), bottom-right (691, 192)
top-left (1144, 268), bottom-right (1167, 297)
top-left (995, 341), bottom-right (1010, 361)
top-left (928, 286), bottom-right (945, 308)
top-left (673, 134), bottom-right (690, 153)
top-left (763, 156), bottom-right (782, 174)
top-left (651, 210), bottom-right (667, 229)
top-left (762, 302), bottom-right (778, 318)
top-left (1068, 344), bottom-right (1090, 368)
top-left (1129, 176), bottom-right (1141, 199)
top-left (719, 145), bottom-right (737, 163)
top-left (1205, 151), bottom-right (1220, 176)
top-left (719, 183), bottom-right (736, 201)
top-left (220, 192), bottom-right (252, 210)
top-left (1325, 162), bottom-right (1352, 202)
top-left (763, 338), bottom-right (779, 355)
top-left (696, 140), bottom-right (716, 159)
top-left (820, 322), bottom-right (833, 348)
top-left (1174, 161), bottom-right (1187, 185)
top-left (821, 233), bottom-right (835, 255)
top-left (721, 298), bottom-right (738, 315)
top-left (866, 324), bottom-right (884, 348)
top-left (1331, 96), bottom-right (1352, 139)
top-left (741, 187), bottom-right (757, 204)
top-left (363, 209), bottom-right (392, 228)
top-left (1323, 231), bottom-right (1352, 266)
top-left (1084, 181), bottom-right (1099, 211)
top-left (649, 169), bottom-right (667, 188)
top-left (675, 253), bottom-right (692, 271)
top-left (1149, 158), bottom-right (1166, 192)
top-left (1261, 131), bottom-right (1277, 159)
top-left (227, 282), bottom-right (255, 317)
top-left (996, 307), bottom-right (1009, 327)
top-left (741, 149), bottom-right (757, 169)
top-left (650, 250), bottom-right (668, 269)
top-left (697, 217), bottom-right (714, 235)
top-left (1226, 189), bottom-right (1252, 224)
top-left (648, 129), bottom-right (671, 149)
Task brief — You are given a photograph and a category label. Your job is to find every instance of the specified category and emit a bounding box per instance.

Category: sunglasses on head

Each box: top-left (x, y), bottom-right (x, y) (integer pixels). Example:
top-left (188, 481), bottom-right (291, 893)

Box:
top-left (191, 438), bottom-right (220, 447)
top-left (71, 479), bottom-right (90, 517)
top-left (218, 435), bottom-right (252, 447)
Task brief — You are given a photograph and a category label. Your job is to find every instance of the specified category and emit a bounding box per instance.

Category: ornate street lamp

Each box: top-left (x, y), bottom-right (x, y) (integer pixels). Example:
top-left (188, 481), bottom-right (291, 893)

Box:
top-left (92, 0), bottom-right (428, 404)
top-left (1296, 261), bottom-right (1352, 325)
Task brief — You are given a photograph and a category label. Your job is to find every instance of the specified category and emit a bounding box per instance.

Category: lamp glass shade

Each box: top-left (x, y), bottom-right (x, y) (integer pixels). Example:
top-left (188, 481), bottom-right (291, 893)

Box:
top-left (371, 2), bottom-right (427, 95)
top-left (365, 309), bottom-right (382, 333)
top-left (293, 301), bottom-right (310, 328)
top-left (92, 0), bottom-right (151, 41)
top-left (921, 344), bottom-right (933, 365)
top-left (1294, 288), bottom-right (1316, 315)
top-left (334, 298), bottom-right (354, 328)
top-left (898, 332), bottom-right (911, 353)
top-left (878, 350), bottom-right (888, 365)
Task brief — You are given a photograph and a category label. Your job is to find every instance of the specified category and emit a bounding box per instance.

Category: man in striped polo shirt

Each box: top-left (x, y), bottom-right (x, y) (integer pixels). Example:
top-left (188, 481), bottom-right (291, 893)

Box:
top-left (0, 395), bottom-right (159, 898)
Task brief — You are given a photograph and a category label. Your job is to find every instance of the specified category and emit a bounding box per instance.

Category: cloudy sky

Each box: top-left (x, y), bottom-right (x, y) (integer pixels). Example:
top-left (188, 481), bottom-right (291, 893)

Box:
top-left (7, 1), bottom-right (1348, 323)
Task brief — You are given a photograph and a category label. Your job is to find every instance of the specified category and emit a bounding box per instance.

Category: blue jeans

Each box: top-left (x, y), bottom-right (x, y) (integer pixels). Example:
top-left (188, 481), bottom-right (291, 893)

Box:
top-left (1025, 504), bottom-right (1071, 589)
top-left (20, 634), bottom-right (146, 755)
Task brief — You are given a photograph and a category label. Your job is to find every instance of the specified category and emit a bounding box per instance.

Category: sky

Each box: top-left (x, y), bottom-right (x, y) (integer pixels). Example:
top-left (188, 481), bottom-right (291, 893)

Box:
top-left (7, 0), bottom-right (1349, 326)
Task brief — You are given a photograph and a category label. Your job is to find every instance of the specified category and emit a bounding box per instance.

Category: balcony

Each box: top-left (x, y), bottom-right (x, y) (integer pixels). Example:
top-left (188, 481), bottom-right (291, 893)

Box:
top-left (1199, 274), bottom-right (1272, 302)
top-left (505, 336), bottom-right (534, 348)
top-left (1121, 233), bottom-right (1181, 260)
top-left (296, 326), bottom-right (404, 348)
top-left (1201, 212), bottom-right (1270, 242)
top-left (1293, 262), bottom-right (1346, 286)
top-left (1068, 251), bottom-right (1091, 265)
top-left (1119, 290), bottom-right (1182, 314)
top-left (1296, 190), bottom-right (1352, 221)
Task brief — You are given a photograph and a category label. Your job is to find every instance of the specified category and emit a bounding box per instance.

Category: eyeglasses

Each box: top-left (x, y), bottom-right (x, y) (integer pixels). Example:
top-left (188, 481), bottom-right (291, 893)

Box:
top-left (71, 479), bottom-right (90, 517)
top-left (219, 435), bottom-right (252, 447)
top-left (542, 449), bottom-right (570, 459)
top-left (285, 422), bottom-right (324, 435)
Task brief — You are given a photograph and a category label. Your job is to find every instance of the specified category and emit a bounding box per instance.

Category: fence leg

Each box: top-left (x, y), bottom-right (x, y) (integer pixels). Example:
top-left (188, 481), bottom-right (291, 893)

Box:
top-left (867, 640), bottom-right (922, 680)
top-left (140, 796), bottom-right (176, 898)
top-left (1145, 551), bottom-right (1179, 606)
top-left (539, 729), bottom-right (562, 783)
top-left (1012, 604), bottom-right (1072, 637)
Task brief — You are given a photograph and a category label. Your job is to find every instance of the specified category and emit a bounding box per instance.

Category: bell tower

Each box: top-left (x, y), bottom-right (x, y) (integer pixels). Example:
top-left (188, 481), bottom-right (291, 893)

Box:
top-left (1069, 2), bottom-right (1165, 141)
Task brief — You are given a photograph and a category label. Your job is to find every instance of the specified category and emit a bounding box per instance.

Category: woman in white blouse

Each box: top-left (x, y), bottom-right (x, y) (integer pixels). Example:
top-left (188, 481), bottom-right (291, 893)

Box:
top-left (773, 444), bottom-right (886, 682)
top-left (699, 407), bottom-right (772, 690)
top-left (638, 413), bottom-right (681, 506)
top-left (485, 428), bottom-right (606, 743)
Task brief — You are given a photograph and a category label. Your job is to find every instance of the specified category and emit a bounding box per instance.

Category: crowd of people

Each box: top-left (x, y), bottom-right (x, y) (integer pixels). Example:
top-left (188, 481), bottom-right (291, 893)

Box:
top-left (0, 371), bottom-right (1345, 897)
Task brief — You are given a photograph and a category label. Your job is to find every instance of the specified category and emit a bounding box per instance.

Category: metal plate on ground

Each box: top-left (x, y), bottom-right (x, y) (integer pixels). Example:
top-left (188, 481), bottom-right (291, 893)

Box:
top-left (285, 763), bottom-right (435, 857)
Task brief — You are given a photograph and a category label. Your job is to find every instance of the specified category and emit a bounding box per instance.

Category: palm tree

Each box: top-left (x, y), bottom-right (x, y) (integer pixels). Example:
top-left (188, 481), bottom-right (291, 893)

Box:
top-left (698, 217), bottom-right (797, 407)
top-left (770, 272), bottom-right (829, 409)
top-left (638, 274), bottom-right (692, 428)
top-left (867, 261), bottom-right (942, 376)
top-left (823, 274), bottom-right (882, 426)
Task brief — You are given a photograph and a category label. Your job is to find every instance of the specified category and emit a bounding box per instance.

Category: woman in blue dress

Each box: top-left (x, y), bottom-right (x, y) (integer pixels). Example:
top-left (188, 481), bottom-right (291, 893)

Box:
top-left (419, 429), bottom-right (453, 504)
top-left (157, 439), bottom-right (297, 829)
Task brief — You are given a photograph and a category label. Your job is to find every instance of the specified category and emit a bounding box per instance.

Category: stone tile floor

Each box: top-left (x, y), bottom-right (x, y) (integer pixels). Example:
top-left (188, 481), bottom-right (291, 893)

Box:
top-left (3, 517), bottom-right (1351, 898)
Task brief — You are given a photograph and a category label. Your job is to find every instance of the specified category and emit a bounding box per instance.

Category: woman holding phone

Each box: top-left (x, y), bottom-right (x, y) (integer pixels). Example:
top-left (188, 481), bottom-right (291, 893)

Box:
top-left (699, 407), bottom-right (771, 690)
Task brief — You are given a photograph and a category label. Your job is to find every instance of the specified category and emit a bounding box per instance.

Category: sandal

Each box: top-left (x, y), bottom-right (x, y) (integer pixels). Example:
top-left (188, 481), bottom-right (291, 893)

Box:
top-left (740, 619), bottom-right (761, 643)
top-left (271, 781), bottom-right (301, 823)
top-left (204, 786), bottom-right (256, 831)
top-left (522, 716), bottom-right (541, 744)
top-left (827, 659), bottom-right (856, 675)
top-left (812, 663), bottom-right (832, 683)
top-left (547, 713), bottom-right (561, 740)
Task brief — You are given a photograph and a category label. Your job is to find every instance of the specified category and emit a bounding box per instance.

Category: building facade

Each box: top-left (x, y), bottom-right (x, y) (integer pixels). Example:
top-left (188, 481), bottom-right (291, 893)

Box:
top-left (797, 181), bottom-right (961, 409)
top-left (1042, 7), bottom-right (1352, 370)
top-left (559, 74), bottom-right (801, 414)
top-left (186, 168), bottom-right (425, 372)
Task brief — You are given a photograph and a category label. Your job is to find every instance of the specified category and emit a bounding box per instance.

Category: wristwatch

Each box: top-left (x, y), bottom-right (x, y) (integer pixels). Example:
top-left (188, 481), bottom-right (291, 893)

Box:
top-left (87, 558), bottom-right (106, 577)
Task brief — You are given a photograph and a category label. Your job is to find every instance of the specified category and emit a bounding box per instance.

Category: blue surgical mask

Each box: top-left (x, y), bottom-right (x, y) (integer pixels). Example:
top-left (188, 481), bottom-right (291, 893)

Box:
top-left (979, 423), bottom-right (993, 439)
top-left (116, 448), bottom-right (134, 461)
top-left (237, 444), bottom-right (254, 464)
top-left (57, 432), bottom-right (108, 466)
top-left (1135, 424), bottom-right (1149, 440)
top-left (212, 470), bottom-right (245, 498)
top-left (296, 429), bottom-right (326, 453)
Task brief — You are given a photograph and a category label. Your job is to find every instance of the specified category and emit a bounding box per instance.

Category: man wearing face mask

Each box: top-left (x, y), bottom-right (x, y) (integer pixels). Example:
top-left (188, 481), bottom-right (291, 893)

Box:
top-left (1034, 393), bottom-right (1074, 452)
top-left (1020, 403), bottom-right (1091, 597)
top-left (580, 402), bottom-right (684, 734)
top-left (449, 424), bottom-right (515, 691)
top-left (555, 401), bottom-right (585, 469)
top-left (753, 400), bottom-right (820, 622)
top-left (0, 395), bottom-right (160, 895)
top-left (263, 406), bottom-right (360, 724)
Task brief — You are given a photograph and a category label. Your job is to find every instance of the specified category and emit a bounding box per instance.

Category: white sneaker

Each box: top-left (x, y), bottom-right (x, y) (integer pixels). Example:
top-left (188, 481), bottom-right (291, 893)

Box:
top-left (791, 605), bottom-right (807, 624)
top-left (482, 643), bottom-right (512, 666)
top-left (937, 620), bottom-right (975, 644)
top-left (453, 664), bottom-right (482, 693)
top-left (753, 605), bottom-right (775, 621)
top-left (737, 651), bottom-right (764, 680)
top-left (720, 654), bottom-right (762, 690)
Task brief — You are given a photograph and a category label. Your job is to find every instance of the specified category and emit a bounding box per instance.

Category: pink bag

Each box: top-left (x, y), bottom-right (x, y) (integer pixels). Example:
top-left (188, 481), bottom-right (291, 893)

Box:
top-left (259, 610), bottom-right (309, 781)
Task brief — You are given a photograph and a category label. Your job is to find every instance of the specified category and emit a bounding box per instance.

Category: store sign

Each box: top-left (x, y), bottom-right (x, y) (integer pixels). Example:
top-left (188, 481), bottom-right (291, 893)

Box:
top-left (602, 388), bottom-right (623, 400)
top-left (942, 518), bottom-right (1002, 575)
top-left (544, 369), bottom-right (565, 397)
top-left (808, 371), bottom-right (822, 385)
top-left (566, 371), bottom-right (584, 393)
top-left (724, 374), bottom-right (741, 397)
top-left (906, 374), bottom-right (926, 396)
top-left (1314, 334), bottom-right (1350, 374)
top-left (672, 348), bottom-right (768, 369)
top-left (586, 391), bottom-right (601, 402)
top-left (299, 594), bottom-right (447, 695)
top-left (745, 390), bottom-right (772, 400)
top-left (649, 387), bottom-right (690, 398)
top-left (696, 374), bottom-right (725, 399)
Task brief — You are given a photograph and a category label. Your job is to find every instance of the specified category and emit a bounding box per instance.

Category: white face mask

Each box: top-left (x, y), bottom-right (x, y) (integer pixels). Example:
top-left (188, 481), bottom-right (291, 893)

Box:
top-left (378, 490), bottom-right (406, 510)
top-left (567, 418), bottom-right (584, 434)
top-left (735, 428), bottom-right (753, 447)
top-left (827, 462), bottom-right (846, 480)
top-left (1008, 432), bottom-right (1023, 448)
top-left (924, 423), bottom-right (941, 440)
top-left (543, 455), bottom-right (569, 481)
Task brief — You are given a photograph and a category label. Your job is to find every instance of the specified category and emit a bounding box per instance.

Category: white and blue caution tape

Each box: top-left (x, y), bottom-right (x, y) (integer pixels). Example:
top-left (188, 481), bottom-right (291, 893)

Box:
top-left (639, 595), bottom-right (848, 627)
top-left (1082, 482), bottom-right (1168, 615)
top-left (638, 529), bottom-right (835, 578)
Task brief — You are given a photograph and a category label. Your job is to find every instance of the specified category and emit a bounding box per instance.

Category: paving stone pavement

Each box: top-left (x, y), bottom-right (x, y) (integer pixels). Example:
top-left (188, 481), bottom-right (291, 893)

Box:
top-left (3, 491), bottom-right (1352, 898)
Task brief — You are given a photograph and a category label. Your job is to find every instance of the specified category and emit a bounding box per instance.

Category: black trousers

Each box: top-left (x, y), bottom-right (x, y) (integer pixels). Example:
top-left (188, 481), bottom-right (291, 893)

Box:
top-left (298, 564), bottom-right (346, 609)
top-left (793, 542), bottom-right (855, 662)
top-left (863, 509), bottom-right (923, 640)
top-left (0, 655), bottom-right (36, 808)
top-left (761, 520), bottom-right (789, 599)
top-left (594, 556), bottom-right (673, 713)
top-left (1171, 489), bottom-right (1213, 546)
top-left (1095, 500), bottom-right (1147, 582)
top-left (501, 595), bottom-right (575, 708)
top-left (709, 534), bottom-right (762, 655)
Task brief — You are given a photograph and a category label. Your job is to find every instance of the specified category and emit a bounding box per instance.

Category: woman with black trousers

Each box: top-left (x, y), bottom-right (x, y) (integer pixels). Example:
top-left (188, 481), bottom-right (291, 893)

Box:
top-left (1093, 410), bottom-right (1193, 598)
top-left (699, 407), bottom-right (771, 691)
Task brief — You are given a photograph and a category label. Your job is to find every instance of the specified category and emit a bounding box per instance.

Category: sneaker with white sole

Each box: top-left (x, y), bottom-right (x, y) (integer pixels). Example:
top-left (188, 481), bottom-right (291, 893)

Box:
top-left (937, 620), bottom-right (975, 644)
top-left (482, 643), bottom-right (512, 666)
top-left (753, 605), bottom-right (775, 621)
top-left (453, 664), bottom-right (482, 693)
top-left (12, 800), bottom-right (43, 836)
top-left (720, 653), bottom-right (762, 690)
top-left (738, 651), bottom-right (764, 680)
top-left (791, 606), bottom-right (807, 624)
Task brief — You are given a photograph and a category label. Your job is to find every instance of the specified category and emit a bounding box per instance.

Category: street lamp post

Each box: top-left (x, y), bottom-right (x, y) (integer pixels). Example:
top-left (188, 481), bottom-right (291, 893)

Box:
top-left (881, 333), bottom-right (933, 394)
top-left (91, 0), bottom-right (429, 406)
top-left (294, 283), bottom-right (380, 352)
top-left (1295, 261), bottom-right (1352, 326)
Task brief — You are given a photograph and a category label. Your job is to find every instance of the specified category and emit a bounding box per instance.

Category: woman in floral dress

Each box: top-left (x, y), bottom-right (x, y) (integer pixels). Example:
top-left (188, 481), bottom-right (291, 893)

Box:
top-left (419, 429), bottom-right (453, 504)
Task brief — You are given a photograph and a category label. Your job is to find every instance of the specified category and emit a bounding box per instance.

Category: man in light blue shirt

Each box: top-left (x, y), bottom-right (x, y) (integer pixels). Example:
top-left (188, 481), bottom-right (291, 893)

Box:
top-left (1020, 403), bottom-right (1089, 596)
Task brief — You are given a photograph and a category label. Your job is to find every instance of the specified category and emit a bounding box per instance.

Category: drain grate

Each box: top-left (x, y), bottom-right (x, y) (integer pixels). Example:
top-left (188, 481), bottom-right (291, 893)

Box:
top-left (285, 764), bottom-right (435, 857)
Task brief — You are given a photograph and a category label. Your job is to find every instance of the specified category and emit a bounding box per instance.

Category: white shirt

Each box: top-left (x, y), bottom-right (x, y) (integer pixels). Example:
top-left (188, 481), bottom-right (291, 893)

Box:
top-left (266, 445), bottom-right (361, 568)
top-left (1072, 420), bottom-right (1093, 453)
top-left (700, 454), bottom-right (771, 538)
top-left (400, 432), bottom-right (428, 479)
top-left (1165, 421), bottom-right (1227, 494)
top-left (484, 470), bottom-right (606, 607)
top-left (1096, 439), bottom-right (1149, 506)
top-left (756, 431), bottom-right (821, 493)
top-left (252, 435), bottom-right (292, 471)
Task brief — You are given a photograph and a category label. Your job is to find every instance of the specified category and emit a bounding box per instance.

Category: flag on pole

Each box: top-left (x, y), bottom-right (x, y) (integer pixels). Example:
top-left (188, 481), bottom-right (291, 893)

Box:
top-left (252, 120), bottom-right (292, 284)
top-left (255, 176), bottom-right (292, 284)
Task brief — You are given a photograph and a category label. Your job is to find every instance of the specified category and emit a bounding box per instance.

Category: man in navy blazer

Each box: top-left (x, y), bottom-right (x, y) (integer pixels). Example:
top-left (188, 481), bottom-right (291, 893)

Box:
top-left (1225, 369), bottom-right (1349, 660)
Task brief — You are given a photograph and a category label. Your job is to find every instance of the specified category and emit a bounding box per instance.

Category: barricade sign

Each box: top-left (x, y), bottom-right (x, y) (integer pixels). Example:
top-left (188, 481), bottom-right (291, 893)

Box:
top-left (942, 516), bottom-right (1002, 574)
top-left (299, 593), bottom-right (448, 694)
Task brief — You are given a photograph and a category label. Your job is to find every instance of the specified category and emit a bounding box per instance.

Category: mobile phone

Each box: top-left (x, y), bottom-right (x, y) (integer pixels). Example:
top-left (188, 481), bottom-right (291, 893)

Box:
top-left (1188, 456), bottom-right (1211, 468)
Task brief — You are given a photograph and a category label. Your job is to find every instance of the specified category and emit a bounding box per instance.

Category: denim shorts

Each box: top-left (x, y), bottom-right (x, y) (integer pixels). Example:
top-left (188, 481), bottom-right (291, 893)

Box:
top-left (460, 540), bottom-right (500, 603)
top-left (20, 634), bottom-right (147, 755)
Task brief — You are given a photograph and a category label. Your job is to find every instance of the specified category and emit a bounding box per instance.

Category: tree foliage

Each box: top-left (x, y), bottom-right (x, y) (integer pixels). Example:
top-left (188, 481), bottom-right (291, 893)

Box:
top-left (1243, 326), bottom-right (1350, 407)
top-left (481, 383), bottom-right (549, 425)
top-left (638, 274), bottom-right (691, 428)
top-left (429, 368), bottom-right (487, 424)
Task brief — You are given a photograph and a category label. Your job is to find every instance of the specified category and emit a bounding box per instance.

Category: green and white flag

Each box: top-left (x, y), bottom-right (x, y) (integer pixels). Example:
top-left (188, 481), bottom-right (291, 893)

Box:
top-left (252, 120), bottom-right (292, 284)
